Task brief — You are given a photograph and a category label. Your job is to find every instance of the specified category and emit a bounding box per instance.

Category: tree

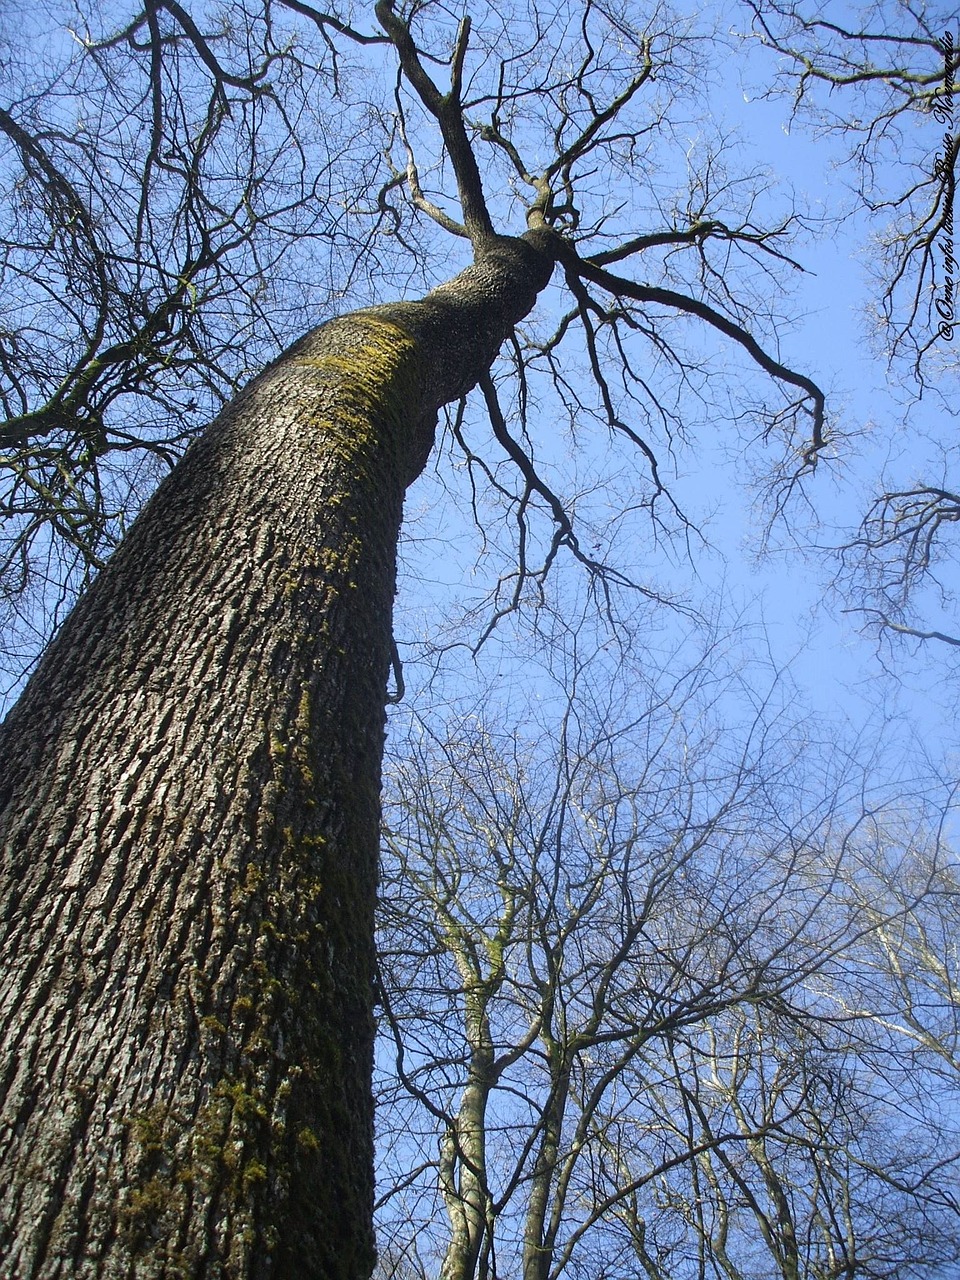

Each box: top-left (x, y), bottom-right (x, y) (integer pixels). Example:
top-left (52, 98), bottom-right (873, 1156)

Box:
top-left (375, 639), bottom-right (960, 1279)
top-left (746, 0), bottom-right (957, 374)
top-left (0, 0), bottom-right (385, 690)
top-left (744, 1), bottom-right (960, 655)
top-left (0, 1), bottom-right (830, 1274)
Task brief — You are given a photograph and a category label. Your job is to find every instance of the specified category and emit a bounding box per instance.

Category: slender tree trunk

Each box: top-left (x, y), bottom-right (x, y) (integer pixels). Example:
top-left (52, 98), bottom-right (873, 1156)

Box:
top-left (0, 233), bottom-right (553, 1278)
top-left (438, 1010), bottom-right (495, 1280)
top-left (438, 1096), bottom-right (490, 1280)
top-left (522, 1062), bottom-right (568, 1280)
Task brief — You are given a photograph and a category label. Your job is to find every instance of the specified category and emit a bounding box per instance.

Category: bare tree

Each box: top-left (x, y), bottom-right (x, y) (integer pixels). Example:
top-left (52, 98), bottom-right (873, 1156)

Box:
top-left (600, 1002), bottom-right (959, 1279)
top-left (376, 628), bottom-right (959, 1279)
top-left (743, 1), bottom-right (960, 655)
top-left (0, 0), bottom-right (833, 696)
top-left (0, 1), bottom-right (835, 1273)
top-left (746, 0), bottom-right (957, 375)
top-left (0, 0), bottom-right (381, 688)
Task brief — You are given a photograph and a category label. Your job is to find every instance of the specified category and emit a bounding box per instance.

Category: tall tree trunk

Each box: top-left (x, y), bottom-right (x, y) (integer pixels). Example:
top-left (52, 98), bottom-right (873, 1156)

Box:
top-left (522, 1053), bottom-right (569, 1280)
top-left (438, 1000), bottom-right (496, 1280)
top-left (0, 233), bottom-right (553, 1278)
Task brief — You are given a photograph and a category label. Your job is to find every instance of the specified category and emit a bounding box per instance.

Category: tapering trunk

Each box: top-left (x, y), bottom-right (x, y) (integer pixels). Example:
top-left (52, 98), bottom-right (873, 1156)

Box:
top-left (0, 234), bottom-right (553, 1278)
top-left (438, 1042), bottom-right (494, 1280)
top-left (522, 1054), bottom-right (569, 1280)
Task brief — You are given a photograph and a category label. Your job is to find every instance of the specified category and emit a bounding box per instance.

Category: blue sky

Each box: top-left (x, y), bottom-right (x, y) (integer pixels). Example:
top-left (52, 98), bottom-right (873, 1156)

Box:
top-left (391, 7), bottom-right (960, 792)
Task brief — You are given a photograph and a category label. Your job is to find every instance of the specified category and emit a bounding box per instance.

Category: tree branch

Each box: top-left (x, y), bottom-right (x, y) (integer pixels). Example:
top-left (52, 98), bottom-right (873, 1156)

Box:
top-left (564, 246), bottom-right (826, 463)
top-left (375, 0), bottom-right (495, 247)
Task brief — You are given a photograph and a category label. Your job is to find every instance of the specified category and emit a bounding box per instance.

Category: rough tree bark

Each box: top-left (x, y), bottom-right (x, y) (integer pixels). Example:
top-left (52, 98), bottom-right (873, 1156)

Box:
top-left (0, 232), bottom-right (554, 1278)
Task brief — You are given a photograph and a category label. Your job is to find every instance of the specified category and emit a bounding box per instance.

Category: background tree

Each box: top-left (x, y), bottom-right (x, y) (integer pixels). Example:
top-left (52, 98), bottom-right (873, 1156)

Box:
top-left (744, 1), bottom-right (960, 656)
top-left (747, 0), bottom-right (957, 374)
top-left (0, 0), bottom-right (368, 686)
top-left (375, 619), bottom-right (960, 1279)
top-left (0, 1), bottom-right (835, 1275)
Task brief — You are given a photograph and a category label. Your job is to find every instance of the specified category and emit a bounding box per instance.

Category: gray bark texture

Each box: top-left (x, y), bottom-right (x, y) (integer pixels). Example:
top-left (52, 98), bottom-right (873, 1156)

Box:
top-left (0, 233), bottom-right (554, 1278)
